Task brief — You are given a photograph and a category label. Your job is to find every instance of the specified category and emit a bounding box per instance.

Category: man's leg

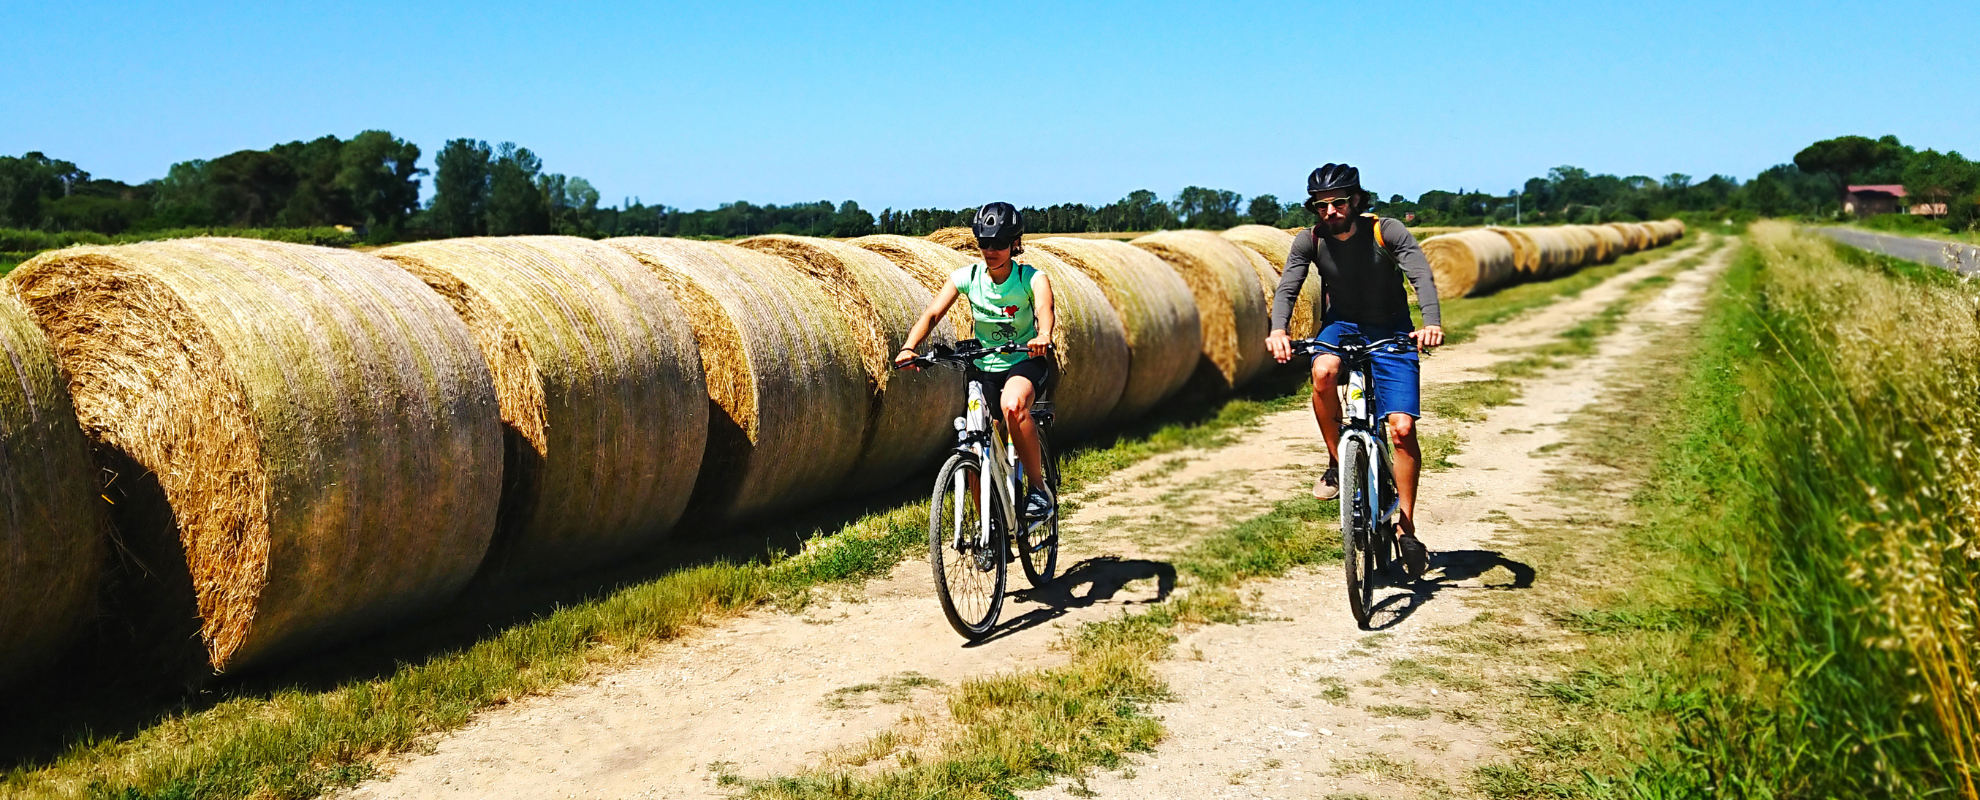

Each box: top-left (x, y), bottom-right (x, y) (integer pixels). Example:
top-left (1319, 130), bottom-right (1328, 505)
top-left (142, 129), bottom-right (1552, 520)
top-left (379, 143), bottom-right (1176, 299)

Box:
top-left (1311, 355), bottom-right (1344, 461)
top-left (1388, 412), bottom-right (1421, 537)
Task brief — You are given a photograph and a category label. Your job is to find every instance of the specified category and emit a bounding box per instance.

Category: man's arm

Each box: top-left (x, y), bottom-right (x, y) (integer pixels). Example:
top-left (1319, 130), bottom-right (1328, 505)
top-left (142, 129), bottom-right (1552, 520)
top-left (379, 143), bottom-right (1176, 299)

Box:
top-left (1382, 218), bottom-right (1441, 328)
top-left (1270, 229), bottom-right (1318, 333)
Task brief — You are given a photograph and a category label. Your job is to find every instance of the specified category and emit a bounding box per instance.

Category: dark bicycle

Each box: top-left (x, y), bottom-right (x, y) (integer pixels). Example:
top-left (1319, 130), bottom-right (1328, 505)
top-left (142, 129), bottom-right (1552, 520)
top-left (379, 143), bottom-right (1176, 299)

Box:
top-left (1291, 334), bottom-right (1417, 629)
top-left (895, 340), bottom-right (1060, 640)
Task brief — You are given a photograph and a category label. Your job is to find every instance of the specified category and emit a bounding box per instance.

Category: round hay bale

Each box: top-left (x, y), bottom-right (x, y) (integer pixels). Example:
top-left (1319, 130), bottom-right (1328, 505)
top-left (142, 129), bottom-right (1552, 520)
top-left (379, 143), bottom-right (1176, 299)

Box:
top-left (1220, 224), bottom-right (1324, 338)
top-left (1131, 231), bottom-right (1272, 390)
top-left (1485, 227), bottom-right (1541, 279)
top-left (1420, 229), bottom-right (1517, 298)
top-left (373, 237), bottom-right (706, 579)
top-left (1010, 248), bottom-right (1129, 435)
top-left (1028, 237), bottom-right (1200, 420)
top-left (927, 227), bottom-right (979, 254)
top-left (1555, 226), bottom-right (1602, 272)
top-left (607, 238), bottom-right (868, 520)
top-left (0, 290), bottom-right (109, 687)
top-left (1575, 225), bottom-right (1625, 263)
top-left (1605, 222), bottom-right (1646, 252)
top-left (736, 235), bottom-right (959, 490)
top-left (1522, 227), bottom-right (1588, 278)
top-left (9, 238), bottom-right (503, 672)
top-left (848, 234), bottom-right (975, 339)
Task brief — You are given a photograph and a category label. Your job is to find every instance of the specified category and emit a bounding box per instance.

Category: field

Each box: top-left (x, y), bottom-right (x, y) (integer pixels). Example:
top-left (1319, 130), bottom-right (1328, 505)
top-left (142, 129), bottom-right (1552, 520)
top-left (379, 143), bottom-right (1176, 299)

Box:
top-left (5, 220), bottom-right (1969, 799)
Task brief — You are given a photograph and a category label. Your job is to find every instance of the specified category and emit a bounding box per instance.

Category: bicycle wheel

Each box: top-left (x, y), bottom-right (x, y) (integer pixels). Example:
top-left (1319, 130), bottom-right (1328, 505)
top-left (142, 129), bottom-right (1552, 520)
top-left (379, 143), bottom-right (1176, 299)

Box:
top-left (929, 452), bottom-right (1006, 639)
top-left (1017, 426), bottom-right (1060, 588)
top-left (1339, 438), bottom-right (1375, 629)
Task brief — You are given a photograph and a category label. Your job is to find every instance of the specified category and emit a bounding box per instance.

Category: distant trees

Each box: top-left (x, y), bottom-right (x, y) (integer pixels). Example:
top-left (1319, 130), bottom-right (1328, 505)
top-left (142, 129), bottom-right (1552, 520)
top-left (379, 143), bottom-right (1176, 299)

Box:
top-left (7, 131), bottom-right (1977, 247)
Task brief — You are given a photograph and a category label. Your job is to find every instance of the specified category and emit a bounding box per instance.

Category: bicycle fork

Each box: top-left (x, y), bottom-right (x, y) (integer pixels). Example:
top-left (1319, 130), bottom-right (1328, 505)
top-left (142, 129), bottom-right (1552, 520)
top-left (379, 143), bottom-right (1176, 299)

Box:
top-left (1343, 371), bottom-right (1401, 531)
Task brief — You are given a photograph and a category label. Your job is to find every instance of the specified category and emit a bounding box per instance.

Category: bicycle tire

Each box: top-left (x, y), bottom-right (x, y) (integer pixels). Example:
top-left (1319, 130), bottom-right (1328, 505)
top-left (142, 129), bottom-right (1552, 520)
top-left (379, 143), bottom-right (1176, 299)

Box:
top-left (1339, 437), bottom-right (1375, 629)
top-left (1017, 427), bottom-right (1060, 588)
top-left (929, 452), bottom-right (1006, 639)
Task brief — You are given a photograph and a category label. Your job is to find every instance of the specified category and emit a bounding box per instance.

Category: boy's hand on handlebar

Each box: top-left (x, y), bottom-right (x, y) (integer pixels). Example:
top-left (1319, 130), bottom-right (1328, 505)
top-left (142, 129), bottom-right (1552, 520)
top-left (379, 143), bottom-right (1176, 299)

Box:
top-left (1026, 336), bottom-right (1052, 359)
top-left (1266, 330), bottom-right (1293, 363)
top-left (1411, 325), bottom-right (1444, 349)
top-left (894, 347), bottom-right (921, 371)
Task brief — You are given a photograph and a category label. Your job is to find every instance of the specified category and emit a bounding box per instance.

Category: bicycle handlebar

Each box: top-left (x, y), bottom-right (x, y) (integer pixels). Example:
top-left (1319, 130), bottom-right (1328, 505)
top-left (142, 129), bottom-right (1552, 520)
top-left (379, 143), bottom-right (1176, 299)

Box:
top-left (1290, 334), bottom-right (1417, 359)
top-left (893, 340), bottom-right (1053, 371)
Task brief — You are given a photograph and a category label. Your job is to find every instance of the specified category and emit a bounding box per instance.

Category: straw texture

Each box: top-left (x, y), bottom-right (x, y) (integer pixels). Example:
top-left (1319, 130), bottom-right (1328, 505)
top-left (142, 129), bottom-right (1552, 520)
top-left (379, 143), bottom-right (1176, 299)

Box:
top-left (1580, 224), bottom-right (1627, 262)
top-left (1029, 238), bottom-right (1200, 420)
top-left (1014, 248), bottom-right (1130, 435)
top-left (374, 237), bottom-right (707, 578)
top-left (1132, 231), bottom-right (1271, 389)
top-left (737, 235), bottom-right (959, 489)
top-left (1220, 224), bottom-right (1323, 338)
top-left (0, 290), bottom-right (109, 686)
top-left (848, 235), bottom-right (975, 339)
top-left (9, 238), bottom-right (503, 671)
top-left (927, 227), bottom-right (979, 254)
top-left (608, 238), bottom-right (868, 520)
top-left (1420, 229), bottom-right (1518, 298)
top-left (1485, 227), bottom-right (1541, 279)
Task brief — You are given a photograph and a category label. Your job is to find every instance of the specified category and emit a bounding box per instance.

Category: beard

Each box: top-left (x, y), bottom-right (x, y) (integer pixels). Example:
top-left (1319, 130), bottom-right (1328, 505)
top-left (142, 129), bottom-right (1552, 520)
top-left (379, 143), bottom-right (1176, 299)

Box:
top-left (1321, 213), bottom-right (1355, 235)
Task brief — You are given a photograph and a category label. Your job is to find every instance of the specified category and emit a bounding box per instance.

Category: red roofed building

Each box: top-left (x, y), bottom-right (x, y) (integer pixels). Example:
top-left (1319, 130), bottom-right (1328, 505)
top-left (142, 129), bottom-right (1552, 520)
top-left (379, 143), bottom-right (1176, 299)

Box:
top-left (1844, 185), bottom-right (1907, 217)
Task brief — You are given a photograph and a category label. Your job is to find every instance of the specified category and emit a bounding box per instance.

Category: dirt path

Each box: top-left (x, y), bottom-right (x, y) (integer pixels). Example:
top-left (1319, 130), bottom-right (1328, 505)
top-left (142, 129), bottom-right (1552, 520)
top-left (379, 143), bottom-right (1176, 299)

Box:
top-left (338, 239), bottom-right (1723, 800)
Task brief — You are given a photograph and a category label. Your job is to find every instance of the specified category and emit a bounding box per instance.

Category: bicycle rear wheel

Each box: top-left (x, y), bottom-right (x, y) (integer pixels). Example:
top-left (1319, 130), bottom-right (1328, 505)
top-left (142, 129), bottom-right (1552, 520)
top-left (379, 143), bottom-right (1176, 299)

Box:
top-left (1339, 438), bottom-right (1375, 629)
top-left (929, 453), bottom-right (1006, 639)
top-left (1017, 427), bottom-right (1060, 588)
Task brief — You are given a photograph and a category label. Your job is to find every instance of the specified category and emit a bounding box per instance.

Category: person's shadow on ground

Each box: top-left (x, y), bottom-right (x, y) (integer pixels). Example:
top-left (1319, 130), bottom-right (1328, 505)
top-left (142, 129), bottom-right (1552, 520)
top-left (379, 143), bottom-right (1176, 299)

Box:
top-left (966, 556), bottom-right (1178, 647)
top-left (1365, 548), bottom-right (1536, 631)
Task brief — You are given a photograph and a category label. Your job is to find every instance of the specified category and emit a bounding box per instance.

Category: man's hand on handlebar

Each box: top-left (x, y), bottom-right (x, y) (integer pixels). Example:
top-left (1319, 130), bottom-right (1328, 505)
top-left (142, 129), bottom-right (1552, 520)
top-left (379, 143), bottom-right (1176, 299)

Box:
top-left (1411, 325), bottom-right (1444, 349)
top-left (1266, 329), bottom-right (1293, 364)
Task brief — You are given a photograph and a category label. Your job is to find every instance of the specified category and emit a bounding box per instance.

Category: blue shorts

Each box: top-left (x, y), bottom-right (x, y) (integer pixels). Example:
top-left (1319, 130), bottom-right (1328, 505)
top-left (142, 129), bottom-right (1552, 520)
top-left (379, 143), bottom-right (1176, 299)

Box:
top-left (1315, 319), bottom-right (1420, 419)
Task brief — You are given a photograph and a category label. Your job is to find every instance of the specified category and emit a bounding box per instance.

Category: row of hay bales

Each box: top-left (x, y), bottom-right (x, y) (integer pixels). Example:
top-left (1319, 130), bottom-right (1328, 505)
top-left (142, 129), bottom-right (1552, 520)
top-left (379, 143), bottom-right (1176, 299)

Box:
top-left (0, 216), bottom-right (1688, 682)
top-left (0, 223), bottom-right (1331, 682)
top-left (1421, 220), bottom-right (1686, 297)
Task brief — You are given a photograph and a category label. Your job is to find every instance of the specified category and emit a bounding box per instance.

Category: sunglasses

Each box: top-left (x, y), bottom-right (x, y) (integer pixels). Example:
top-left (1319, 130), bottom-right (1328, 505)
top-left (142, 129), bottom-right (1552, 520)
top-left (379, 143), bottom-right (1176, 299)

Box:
top-left (1310, 197), bottom-right (1353, 211)
top-left (976, 240), bottom-right (1013, 252)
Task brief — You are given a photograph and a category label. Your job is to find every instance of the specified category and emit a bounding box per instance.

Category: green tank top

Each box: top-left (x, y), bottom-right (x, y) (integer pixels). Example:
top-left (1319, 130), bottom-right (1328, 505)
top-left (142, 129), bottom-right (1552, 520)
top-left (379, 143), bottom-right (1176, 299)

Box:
top-left (951, 261), bottom-right (1038, 372)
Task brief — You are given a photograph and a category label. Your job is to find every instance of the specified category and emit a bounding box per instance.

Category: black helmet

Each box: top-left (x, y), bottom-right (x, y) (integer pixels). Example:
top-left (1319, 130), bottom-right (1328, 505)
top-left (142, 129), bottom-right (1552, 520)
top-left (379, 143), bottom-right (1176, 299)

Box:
top-left (971, 202), bottom-right (1024, 250)
top-left (1305, 163), bottom-right (1364, 210)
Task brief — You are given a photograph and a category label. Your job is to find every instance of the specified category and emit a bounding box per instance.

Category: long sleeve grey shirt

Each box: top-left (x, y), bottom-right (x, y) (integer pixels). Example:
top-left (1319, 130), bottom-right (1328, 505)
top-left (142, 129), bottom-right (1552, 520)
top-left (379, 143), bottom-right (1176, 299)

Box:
top-left (1271, 216), bottom-right (1440, 331)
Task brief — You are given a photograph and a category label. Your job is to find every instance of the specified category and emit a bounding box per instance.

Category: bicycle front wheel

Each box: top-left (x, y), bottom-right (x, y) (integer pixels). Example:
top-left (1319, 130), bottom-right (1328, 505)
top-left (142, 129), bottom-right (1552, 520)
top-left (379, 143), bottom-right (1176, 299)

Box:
top-left (1017, 427), bottom-right (1060, 588)
top-left (1339, 437), bottom-right (1375, 629)
top-left (929, 452), bottom-right (1006, 639)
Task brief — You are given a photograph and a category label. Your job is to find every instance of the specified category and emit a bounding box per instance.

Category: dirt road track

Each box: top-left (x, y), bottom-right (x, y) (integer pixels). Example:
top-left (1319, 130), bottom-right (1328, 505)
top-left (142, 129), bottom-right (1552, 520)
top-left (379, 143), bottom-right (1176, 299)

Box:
top-left (339, 238), bottom-right (1727, 800)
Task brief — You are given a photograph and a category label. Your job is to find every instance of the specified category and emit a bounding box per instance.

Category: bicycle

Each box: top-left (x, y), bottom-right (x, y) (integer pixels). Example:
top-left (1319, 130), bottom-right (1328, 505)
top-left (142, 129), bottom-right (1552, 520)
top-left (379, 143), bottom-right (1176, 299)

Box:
top-left (895, 340), bottom-right (1060, 640)
top-left (1290, 333), bottom-right (1417, 629)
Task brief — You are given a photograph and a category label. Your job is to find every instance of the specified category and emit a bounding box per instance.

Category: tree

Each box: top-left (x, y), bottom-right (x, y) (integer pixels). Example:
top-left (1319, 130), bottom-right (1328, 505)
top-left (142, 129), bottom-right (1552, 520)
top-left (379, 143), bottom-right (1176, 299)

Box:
top-left (485, 143), bottom-right (548, 236)
top-left (1171, 186), bottom-right (1241, 229)
top-left (1901, 149), bottom-right (1978, 212)
top-left (336, 131), bottom-right (424, 236)
top-left (1794, 134), bottom-right (1913, 207)
top-left (1247, 194), bottom-right (1280, 226)
top-left (431, 139), bottom-right (492, 237)
top-left (831, 199), bottom-right (875, 237)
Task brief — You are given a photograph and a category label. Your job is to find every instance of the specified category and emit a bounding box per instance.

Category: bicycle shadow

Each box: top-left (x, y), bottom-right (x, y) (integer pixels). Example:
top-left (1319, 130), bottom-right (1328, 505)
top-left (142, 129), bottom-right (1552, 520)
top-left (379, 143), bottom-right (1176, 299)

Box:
top-left (965, 556), bottom-right (1178, 647)
top-left (1363, 548), bottom-right (1536, 631)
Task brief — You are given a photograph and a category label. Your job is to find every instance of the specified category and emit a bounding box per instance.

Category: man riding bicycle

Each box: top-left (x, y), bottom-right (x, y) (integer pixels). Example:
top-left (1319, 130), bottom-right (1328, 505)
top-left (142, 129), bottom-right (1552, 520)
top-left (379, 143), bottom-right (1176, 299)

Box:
top-left (895, 202), bottom-right (1058, 519)
top-left (1265, 163), bottom-right (1442, 576)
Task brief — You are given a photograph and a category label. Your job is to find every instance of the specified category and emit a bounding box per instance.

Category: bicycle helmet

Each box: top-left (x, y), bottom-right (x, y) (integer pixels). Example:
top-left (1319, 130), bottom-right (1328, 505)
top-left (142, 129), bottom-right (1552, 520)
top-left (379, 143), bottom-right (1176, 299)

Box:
top-left (1305, 163), bottom-right (1366, 212)
top-left (971, 202), bottom-right (1024, 253)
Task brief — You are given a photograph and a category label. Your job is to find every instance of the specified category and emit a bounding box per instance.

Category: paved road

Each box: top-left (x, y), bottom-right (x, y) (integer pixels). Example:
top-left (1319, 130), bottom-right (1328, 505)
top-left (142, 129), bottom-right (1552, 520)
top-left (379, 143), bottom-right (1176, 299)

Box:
top-left (1818, 227), bottom-right (1980, 275)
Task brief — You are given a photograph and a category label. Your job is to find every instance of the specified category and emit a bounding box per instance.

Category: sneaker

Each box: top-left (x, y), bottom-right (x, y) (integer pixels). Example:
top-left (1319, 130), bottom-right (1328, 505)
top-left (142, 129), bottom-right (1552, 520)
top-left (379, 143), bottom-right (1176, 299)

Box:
top-left (1312, 464), bottom-right (1340, 500)
top-left (1398, 531), bottom-right (1429, 578)
top-left (1024, 487), bottom-right (1055, 519)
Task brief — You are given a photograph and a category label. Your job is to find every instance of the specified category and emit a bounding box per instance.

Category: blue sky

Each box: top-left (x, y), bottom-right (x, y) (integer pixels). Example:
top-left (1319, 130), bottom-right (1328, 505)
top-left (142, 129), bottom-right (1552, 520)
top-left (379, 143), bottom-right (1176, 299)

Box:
top-left (7, 0), bottom-right (1976, 210)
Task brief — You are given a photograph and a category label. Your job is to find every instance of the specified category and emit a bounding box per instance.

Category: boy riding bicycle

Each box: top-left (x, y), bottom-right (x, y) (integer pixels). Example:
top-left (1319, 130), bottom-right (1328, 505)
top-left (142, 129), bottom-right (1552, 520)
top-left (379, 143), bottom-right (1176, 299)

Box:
top-left (894, 202), bottom-right (1058, 518)
top-left (1265, 163), bottom-right (1442, 576)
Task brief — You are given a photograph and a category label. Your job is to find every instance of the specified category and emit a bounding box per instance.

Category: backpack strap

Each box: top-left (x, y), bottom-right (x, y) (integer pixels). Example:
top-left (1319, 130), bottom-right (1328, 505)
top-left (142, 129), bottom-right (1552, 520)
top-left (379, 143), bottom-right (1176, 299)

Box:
top-left (1366, 213), bottom-right (1385, 249)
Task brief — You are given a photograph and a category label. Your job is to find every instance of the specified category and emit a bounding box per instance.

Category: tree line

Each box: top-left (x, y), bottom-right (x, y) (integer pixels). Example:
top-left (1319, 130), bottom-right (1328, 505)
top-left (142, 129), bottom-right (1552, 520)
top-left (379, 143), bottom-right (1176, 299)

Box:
top-left (3, 131), bottom-right (1974, 247)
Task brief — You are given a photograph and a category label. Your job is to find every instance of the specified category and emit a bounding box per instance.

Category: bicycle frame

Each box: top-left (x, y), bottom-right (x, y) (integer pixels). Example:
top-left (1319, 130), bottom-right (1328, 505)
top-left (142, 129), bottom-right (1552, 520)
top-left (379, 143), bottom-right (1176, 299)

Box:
top-left (953, 379), bottom-right (1023, 553)
top-left (1337, 363), bottom-right (1400, 531)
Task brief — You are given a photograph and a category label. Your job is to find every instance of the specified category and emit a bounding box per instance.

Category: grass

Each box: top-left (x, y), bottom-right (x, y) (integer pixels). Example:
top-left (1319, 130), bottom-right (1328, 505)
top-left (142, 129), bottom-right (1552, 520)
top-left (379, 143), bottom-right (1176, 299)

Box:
top-left (1445, 224), bottom-right (1976, 797)
top-left (1425, 234), bottom-right (1709, 346)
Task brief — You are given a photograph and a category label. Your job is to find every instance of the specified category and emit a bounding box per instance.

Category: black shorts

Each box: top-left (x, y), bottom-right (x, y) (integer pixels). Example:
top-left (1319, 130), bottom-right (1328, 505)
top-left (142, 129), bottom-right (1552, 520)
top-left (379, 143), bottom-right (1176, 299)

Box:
top-left (968, 357), bottom-right (1055, 422)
